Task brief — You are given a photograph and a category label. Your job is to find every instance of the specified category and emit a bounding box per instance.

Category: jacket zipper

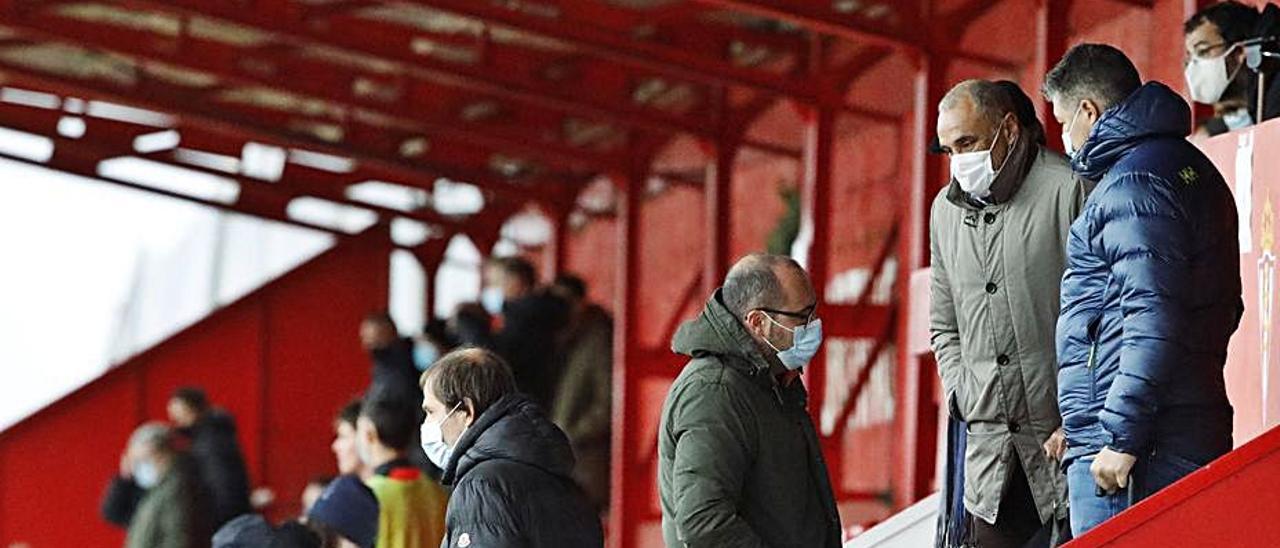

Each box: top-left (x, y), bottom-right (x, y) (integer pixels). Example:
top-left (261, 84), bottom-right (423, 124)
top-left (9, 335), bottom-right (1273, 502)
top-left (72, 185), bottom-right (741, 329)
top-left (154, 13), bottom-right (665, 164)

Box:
top-left (1087, 341), bottom-right (1098, 402)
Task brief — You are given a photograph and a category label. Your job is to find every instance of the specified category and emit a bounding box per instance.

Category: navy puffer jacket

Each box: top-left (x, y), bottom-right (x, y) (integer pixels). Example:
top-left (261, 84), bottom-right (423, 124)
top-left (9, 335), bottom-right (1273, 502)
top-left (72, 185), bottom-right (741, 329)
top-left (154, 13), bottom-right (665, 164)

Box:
top-left (1057, 82), bottom-right (1242, 465)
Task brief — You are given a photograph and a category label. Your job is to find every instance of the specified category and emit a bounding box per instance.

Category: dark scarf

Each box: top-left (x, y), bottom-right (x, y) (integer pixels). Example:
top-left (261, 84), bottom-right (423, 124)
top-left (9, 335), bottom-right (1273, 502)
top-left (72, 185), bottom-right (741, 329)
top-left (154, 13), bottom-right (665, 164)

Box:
top-left (945, 125), bottom-right (1038, 210)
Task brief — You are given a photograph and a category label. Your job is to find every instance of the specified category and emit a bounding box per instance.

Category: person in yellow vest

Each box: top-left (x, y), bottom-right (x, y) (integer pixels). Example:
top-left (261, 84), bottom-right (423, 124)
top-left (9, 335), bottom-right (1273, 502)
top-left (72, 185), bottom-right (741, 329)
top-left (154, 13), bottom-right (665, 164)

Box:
top-left (355, 397), bottom-right (448, 548)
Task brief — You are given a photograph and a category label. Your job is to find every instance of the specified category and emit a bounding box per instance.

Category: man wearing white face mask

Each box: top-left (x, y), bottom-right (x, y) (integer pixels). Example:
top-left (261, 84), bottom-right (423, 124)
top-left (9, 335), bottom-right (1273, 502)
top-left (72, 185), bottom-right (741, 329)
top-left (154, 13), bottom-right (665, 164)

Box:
top-left (101, 422), bottom-right (212, 548)
top-left (478, 256), bottom-right (570, 410)
top-left (1183, 2), bottom-right (1280, 136)
top-left (931, 80), bottom-right (1086, 547)
top-left (658, 254), bottom-right (840, 548)
top-left (354, 397), bottom-right (447, 548)
top-left (419, 347), bottom-right (602, 547)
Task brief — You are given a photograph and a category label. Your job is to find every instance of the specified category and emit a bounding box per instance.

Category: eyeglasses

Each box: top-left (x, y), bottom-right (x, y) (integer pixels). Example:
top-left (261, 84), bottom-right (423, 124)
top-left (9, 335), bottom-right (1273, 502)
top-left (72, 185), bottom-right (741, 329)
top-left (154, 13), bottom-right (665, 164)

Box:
top-left (755, 303), bottom-right (818, 324)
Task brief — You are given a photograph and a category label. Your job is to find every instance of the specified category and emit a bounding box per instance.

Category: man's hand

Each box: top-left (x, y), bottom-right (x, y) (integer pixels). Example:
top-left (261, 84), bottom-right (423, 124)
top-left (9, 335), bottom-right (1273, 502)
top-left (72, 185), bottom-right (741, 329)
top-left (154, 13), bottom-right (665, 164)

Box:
top-left (1043, 428), bottom-right (1066, 461)
top-left (1090, 447), bottom-right (1138, 493)
top-left (118, 452), bottom-right (133, 479)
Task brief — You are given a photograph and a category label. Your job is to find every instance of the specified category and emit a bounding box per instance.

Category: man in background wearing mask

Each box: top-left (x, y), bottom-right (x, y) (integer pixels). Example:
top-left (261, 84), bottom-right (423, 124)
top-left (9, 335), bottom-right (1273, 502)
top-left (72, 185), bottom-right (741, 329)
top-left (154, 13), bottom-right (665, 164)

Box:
top-left (1045, 44), bottom-right (1241, 536)
top-left (479, 256), bottom-right (568, 409)
top-left (419, 348), bottom-right (602, 547)
top-left (931, 80), bottom-right (1084, 548)
top-left (354, 397), bottom-right (447, 548)
top-left (101, 422), bottom-right (212, 548)
top-left (658, 253), bottom-right (840, 548)
top-left (1184, 1), bottom-right (1280, 137)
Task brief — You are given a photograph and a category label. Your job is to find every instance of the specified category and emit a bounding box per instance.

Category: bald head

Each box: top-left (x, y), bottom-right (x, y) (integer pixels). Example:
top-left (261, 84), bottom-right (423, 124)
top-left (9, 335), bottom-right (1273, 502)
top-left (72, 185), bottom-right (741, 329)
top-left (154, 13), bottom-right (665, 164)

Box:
top-left (722, 254), bottom-right (812, 318)
top-left (937, 79), bottom-right (1021, 161)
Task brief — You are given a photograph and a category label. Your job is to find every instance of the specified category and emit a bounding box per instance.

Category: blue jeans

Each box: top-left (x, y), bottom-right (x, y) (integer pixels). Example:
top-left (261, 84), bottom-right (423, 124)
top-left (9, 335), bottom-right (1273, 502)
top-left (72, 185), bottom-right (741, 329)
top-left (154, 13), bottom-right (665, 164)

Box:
top-left (1066, 451), bottom-right (1205, 536)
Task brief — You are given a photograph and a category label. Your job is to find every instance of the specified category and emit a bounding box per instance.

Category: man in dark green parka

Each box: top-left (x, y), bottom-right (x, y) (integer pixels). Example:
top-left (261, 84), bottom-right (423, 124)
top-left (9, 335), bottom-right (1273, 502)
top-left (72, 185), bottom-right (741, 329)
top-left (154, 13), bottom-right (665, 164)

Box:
top-left (658, 254), bottom-right (841, 548)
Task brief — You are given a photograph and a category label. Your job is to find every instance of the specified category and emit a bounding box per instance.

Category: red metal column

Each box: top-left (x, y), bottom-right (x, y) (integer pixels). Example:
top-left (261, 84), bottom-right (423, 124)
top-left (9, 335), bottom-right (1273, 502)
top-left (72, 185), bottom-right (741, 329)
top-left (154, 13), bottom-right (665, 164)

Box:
top-left (704, 140), bottom-right (737, 295)
top-left (893, 50), bottom-right (949, 510)
top-left (544, 209), bottom-right (569, 282)
top-left (801, 105), bottom-right (834, 428)
top-left (1033, 0), bottom-right (1072, 151)
top-left (609, 165), bottom-right (644, 548)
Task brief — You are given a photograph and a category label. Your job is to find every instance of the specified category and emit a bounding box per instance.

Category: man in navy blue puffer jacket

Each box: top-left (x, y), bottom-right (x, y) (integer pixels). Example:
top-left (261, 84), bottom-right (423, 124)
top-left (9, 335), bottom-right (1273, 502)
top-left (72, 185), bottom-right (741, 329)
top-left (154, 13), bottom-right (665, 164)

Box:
top-left (1043, 44), bottom-right (1243, 537)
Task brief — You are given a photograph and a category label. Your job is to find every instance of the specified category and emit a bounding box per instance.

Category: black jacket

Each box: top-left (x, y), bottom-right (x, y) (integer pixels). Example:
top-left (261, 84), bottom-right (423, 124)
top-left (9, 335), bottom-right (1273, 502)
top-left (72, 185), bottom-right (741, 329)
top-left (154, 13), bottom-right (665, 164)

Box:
top-left (489, 292), bottom-right (568, 409)
top-left (440, 394), bottom-right (602, 548)
top-left (184, 412), bottom-right (251, 527)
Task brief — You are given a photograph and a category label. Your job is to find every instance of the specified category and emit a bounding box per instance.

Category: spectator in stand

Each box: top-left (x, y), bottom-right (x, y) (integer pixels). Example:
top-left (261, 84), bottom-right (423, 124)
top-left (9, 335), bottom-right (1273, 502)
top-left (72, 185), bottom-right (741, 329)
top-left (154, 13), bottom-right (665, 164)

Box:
top-left (479, 256), bottom-right (568, 409)
top-left (299, 476), bottom-right (333, 517)
top-left (420, 348), bottom-right (603, 547)
top-left (548, 274), bottom-right (613, 514)
top-left (359, 312), bottom-right (423, 411)
top-left (1184, 2), bottom-right (1280, 137)
top-left (448, 302), bottom-right (492, 349)
top-left (356, 397), bottom-right (448, 548)
top-left (411, 319), bottom-right (456, 372)
top-left (306, 475), bottom-right (381, 548)
top-left (168, 387), bottom-right (252, 528)
top-left (102, 422), bottom-right (213, 548)
top-left (332, 399), bottom-right (370, 479)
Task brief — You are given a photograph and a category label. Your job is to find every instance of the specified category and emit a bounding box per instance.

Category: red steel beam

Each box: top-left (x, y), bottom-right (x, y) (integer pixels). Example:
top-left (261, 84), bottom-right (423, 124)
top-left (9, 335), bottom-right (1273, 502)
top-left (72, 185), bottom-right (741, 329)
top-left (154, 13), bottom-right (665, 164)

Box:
top-left (690, 0), bottom-right (922, 51)
top-left (118, 0), bottom-right (735, 141)
top-left (0, 99), bottom-right (466, 234)
top-left (0, 7), bottom-right (628, 172)
top-left (0, 56), bottom-right (577, 207)
top-left (405, 0), bottom-right (818, 100)
top-left (608, 163), bottom-right (644, 548)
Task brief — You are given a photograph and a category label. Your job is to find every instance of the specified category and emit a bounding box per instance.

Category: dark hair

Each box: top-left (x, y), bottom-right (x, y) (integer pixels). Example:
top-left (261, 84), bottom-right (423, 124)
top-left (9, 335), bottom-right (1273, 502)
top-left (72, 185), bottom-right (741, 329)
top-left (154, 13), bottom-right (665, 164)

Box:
top-left (358, 397), bottom-right (417, 451)
top-left (1043, 44), bottom-right (1142, 113)
top-left (995, 80), bottom-right (1047, 145)
top-left (940, 79), bottom-right (1017, 125)
top-left (271, 521), bottom-right (322, 548)
top-left (336, 398), bottom-right (362, 429)
top-left (1185, 1), bottom-right (1260, 44)
top-left (422, 319), bottom-right (455, 350)
top-left (171, 386), bottom-right (209, 413)
top-left (361, 310), bottom-right (397, 331)
top-left (722, 253), bottom-right (804, 318)
top-left (420, 348), bottom-right (517, 418)
top-left (487, 256), bottom-right (537, 288)
top-left (551, 274), bottom-right (587, 300)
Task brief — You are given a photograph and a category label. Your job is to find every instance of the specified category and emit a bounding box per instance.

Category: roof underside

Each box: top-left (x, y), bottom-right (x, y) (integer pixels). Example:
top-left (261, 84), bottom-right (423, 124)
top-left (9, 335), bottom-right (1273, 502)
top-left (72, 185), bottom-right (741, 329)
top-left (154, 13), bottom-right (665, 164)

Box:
top-left (0, 0), bottom-right (986, 248)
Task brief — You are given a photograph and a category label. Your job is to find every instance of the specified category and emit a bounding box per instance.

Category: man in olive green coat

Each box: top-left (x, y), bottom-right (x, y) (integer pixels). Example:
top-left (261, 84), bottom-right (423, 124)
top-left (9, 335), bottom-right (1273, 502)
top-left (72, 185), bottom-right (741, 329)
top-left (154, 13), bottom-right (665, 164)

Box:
top-left (658, 254), bottom-right (840, 548)
top-left (101, 423), bottom-right (212, 548)
top-left (931, 80), bottom-right (1086, 547)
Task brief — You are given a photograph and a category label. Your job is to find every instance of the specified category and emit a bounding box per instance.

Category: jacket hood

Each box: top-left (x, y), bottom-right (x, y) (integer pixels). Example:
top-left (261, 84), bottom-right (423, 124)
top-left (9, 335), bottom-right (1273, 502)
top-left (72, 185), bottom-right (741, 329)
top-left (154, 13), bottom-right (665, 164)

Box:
top-left (442, 394), bottom-right (575, 485)
top-left (1073, 82), bottom-right (1191, 181)
top-left (671, 289), bottom-right (779, 378)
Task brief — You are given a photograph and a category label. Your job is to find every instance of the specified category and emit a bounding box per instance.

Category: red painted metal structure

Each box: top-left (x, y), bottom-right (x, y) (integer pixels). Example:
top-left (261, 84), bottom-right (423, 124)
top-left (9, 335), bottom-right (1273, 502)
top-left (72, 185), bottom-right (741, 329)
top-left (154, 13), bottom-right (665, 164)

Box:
top-left (0, 0), bottom-right (1277, 546)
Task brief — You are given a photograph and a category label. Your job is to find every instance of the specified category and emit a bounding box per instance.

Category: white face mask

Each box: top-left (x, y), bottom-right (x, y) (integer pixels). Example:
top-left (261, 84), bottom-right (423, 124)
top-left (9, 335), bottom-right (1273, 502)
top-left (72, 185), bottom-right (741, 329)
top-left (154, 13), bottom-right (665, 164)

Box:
top-left (134, 460), bottom-right (161, 489)
top-left (420, 402), bottom-right (463, 469)
top-left (949, 120), bottom-right (1013, 199)
top-left (1061, 103), bottom-right (1084, 159)
top-left (1186, 44), bottom-right (1241, 105)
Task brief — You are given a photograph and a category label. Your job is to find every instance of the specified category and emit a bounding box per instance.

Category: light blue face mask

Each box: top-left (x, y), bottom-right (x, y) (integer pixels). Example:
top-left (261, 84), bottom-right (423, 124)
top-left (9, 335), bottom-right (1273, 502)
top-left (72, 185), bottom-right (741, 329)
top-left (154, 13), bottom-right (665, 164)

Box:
top-left (481, 287), bottom-right (505, 315)
top-left (413, 343), bottom-right (439, 372)
top-left (133, 460), bottom-right (161, 489)
top-left (762, 314), bottom-right (824, 371)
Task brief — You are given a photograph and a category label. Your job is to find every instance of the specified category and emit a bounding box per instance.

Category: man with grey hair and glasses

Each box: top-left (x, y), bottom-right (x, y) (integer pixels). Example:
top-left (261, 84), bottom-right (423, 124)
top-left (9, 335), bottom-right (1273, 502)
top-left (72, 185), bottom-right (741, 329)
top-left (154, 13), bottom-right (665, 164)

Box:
top-left (658, 253), bottom-right (840, 548)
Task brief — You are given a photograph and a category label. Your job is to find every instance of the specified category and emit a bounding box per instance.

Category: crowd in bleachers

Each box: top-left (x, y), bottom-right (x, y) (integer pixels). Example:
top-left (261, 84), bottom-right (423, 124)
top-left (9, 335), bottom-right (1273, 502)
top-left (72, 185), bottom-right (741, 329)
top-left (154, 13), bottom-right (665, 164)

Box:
top-left (100, 256), bottom-right (611, 547)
